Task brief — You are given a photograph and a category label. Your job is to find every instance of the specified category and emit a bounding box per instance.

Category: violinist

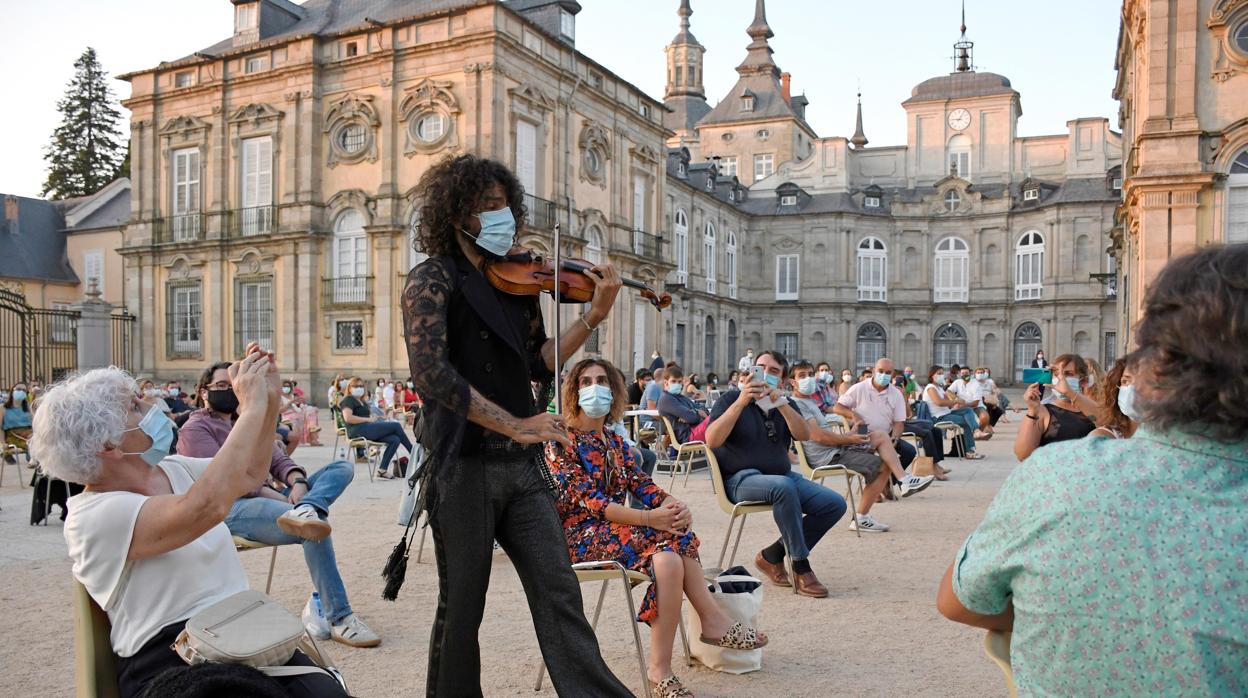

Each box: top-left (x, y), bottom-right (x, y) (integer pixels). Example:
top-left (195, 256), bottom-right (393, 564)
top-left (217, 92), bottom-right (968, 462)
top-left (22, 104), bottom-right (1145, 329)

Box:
top-left (398, 154), bottom-right (631, 696)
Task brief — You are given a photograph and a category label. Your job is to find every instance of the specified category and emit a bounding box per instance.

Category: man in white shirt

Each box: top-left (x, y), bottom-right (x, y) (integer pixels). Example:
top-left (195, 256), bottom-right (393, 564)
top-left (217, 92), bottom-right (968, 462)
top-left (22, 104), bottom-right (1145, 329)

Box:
top-left (737, 348), bottom-right (755, 372)
top-left (834, 358), bottom-right (933, 492)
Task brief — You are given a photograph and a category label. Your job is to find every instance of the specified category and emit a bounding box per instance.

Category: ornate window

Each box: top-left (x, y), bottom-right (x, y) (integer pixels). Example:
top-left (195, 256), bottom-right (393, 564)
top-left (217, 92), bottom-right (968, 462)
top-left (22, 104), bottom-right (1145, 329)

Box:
top-left (944, 190), bottom-right (962, 212)
top-left (703, 221), bottom-right (716, 294)
top-left (855, 322), bottom-right (887, 371)
top-left (674, 208), bottom-right (689, 284)
top-left (585, 225), bottom-right (604, 266)
top-left (400, 79), bottom-right (460, 155)
top-left (325, 94), bottom-right (379, 166)
top-left (1013, 322), bottom-right (1042, 381)
top-left (856, 237), bottom-right (888, 302)
top-left (934, 237), bottom-right (969, 302)
top-left (1227, 148), bottom-right (1248, 243)
top-left (1015, 231), bottom-right (1045, 300)
top-left (948, 134), bottom-right (971, 180)
top-left (933, 323), bottom-right (968, 367)
top-left (331, 210), bottom-right (368, 304)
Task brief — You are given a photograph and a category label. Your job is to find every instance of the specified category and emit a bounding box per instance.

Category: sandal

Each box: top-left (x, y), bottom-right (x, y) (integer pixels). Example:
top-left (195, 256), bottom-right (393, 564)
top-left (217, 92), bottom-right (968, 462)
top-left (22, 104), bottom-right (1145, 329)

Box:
top-left (651, 675), bottom-right (694, 698)
top-left (699, 621), bottom-right (768, 650)
top-left (375, 469), bottom-right (395, 479)
top-left (964, 452), bottom-right (985, 460)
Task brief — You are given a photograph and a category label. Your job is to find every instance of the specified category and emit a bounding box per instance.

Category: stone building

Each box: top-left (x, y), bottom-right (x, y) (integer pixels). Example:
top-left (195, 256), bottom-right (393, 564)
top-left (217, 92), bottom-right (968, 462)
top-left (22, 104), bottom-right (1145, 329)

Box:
top-left (1112, 0), bottom-right (1248, 347)
top-left (660, 1), bottom-right (1121, 382)
top-left (117, 0), bottom-right (1121, 394)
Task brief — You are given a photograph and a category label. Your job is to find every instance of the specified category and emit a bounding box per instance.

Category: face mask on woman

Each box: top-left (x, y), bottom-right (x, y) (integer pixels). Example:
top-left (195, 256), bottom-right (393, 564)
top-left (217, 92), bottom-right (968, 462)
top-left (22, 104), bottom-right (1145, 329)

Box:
top-left (578, 384), bottom-right (613, 419)
top-left (817, 370), bottom-right (832, 384)
top-left (11, 389), bottom-right (26, 403)
top-left (797, 376), bottom-right (819, 395)
top-left (934, 374), bottom-right (947, 386)
top-left (1053, 375), bottom-right (1082, 399)
top-left (351, 386), bottom-right (366, 398)
top-left (338, 380), bottom-right (348, 390)
top-left (406, 381), bottom-right (414, 389)
top-left (665, 382), bottom-right (684, 395)
top-left (974, 372), bottom-right (987, 381)
top-left (122, 405), bottom-right (175, 466)
top-left (841, 373), bottom-right (852, 382)
top-left (143, 388), bottom-right (157, 398)
top-left (1117, 383), bottom-right (1141, 421)
top-left (282, 386), bottom-right (292, 395)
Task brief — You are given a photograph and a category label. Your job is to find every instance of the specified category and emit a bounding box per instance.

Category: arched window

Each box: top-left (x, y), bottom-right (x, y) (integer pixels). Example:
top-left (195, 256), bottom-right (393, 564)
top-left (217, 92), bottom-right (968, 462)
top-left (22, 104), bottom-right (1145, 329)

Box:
top-left (1074, 330), bottom-right (1092, 358)
top-left (727, 319), bottom-right (738, 364)
top-left (857, 237), bottom-right (888, 301)
top-left (408, 209), bottom-right (429, 272)
top-left (1227, 148), bottom-right (1248, 243)
top-left (726, 230), bottom-right (738, 299)
top-left (332, 209), bottom-right (368, 304)
top-left (585, 224), bottom-right (604, 266)
top-left (704, 316), bottom-right (716, 373)
top-left (1075, 234), bottom-right (1093, 274)
top-left (1013, 322), bottom-right (1042, 382)
top-left (933, 322), bottom-right (967, 368)
top-left (675, 209), bottom-right (689, 284)
top-left (934, 237), bottom-right (969, 302)
top-left (1015, 230), bottom-right (1045, 300)
top-left (948, 134), bottom-right (971, 180)
top-left (855, 322), bottom-right (887, 370)
top-left (703, 221), bottom-right (717, 293)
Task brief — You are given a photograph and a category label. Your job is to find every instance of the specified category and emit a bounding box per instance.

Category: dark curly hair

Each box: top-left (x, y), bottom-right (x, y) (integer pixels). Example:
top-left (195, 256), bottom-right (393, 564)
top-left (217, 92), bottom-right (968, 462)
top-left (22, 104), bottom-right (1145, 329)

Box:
top-left (413, 154), bottom-right (527, 258)
top-left (560, 357), bottom-right (629, 423)
top-left (1134, 243), bottom-right (1248, 442)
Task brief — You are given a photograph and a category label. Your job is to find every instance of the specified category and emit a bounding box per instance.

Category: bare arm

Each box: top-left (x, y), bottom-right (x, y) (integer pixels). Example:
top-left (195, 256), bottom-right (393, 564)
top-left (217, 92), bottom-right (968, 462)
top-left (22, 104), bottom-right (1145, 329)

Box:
top-left (540, 264), bottom-right (623, 371)
top-left (1013, 384), bottom-right (1050, 461)
top-left (776, 399), bottom-right (810, 442)
top-left (832, 403), bottom-right (859, 424)
top-left (128, 347), bottom-right (280, 561)
top-left (936, 562), bottom-right (1015, 631)
top-left (805, 418), bottom-right (869, 448)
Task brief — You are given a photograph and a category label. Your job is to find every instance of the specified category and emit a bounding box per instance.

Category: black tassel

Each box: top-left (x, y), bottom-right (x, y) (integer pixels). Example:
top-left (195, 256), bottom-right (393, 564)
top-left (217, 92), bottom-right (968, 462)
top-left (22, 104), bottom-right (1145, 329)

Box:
top-left (381, 534), bottom-right (410, 601)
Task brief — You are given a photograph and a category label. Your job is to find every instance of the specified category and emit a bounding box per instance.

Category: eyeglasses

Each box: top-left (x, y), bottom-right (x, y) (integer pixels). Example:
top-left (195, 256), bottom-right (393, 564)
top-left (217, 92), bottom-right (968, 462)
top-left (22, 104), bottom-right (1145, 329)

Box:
top-left (762, 416), bottom-right (778, 443)
top-left (206, 382), bottom-right (231, 391)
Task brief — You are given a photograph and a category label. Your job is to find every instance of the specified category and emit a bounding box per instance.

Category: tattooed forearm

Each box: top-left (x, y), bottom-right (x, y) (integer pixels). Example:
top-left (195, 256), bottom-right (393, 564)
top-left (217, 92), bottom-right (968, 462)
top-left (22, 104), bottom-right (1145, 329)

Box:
top-left (465, 385), bottom-right (522, 437)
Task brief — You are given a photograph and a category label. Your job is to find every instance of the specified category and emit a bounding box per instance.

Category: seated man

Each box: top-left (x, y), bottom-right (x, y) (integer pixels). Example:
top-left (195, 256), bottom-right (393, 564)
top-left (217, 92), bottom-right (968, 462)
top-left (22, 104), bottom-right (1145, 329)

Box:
top-left (639, 366), bottom-right (665, 430)
top-left (627, 368), bottom-right (653, 406)
top-left (163, 381), bottom-right (193, 414)
top-left (790, 361), bottom-right (928, 532)
top-left (657, 365), bottom-right (709, 445)
top-left (705, 350), bottom-right (846, 598)
top-left (178, 361), bottom-right (380, 648)
top-left (834, 357), bottom-right (935, 496)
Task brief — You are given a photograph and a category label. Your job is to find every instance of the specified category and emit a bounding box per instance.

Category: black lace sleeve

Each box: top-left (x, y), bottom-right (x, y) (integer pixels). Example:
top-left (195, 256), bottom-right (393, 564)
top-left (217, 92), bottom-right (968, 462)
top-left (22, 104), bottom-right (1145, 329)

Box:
top-left (526, 296), bottom-right (555, 383)
top-left (402, 258), bottom-right (471, 418)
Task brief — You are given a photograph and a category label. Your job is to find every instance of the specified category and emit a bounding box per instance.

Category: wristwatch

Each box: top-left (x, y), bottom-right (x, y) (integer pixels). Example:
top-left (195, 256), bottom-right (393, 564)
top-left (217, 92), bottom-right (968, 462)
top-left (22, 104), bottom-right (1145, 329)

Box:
top-left (290, 476), bottom-right (309, 487)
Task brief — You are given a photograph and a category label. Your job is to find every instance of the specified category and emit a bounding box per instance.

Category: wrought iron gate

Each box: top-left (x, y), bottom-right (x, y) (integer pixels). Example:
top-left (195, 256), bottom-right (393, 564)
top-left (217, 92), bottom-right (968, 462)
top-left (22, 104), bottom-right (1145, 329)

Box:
top-left (0, 289), bottom-right (80, 386)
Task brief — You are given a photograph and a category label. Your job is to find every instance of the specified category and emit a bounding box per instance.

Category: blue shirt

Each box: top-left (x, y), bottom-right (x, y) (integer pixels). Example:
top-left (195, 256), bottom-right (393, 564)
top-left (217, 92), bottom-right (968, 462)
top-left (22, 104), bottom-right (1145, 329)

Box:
top-left (953, 427), bottom-right (1248, 697)
top-left (640, 381), bottom-right (664, 424)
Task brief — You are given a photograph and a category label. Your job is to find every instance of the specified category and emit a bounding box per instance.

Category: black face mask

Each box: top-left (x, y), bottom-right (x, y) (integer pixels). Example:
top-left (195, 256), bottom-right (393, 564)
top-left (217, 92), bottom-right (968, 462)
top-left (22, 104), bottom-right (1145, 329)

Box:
top-left (206, 388), bottom-right (239, 414)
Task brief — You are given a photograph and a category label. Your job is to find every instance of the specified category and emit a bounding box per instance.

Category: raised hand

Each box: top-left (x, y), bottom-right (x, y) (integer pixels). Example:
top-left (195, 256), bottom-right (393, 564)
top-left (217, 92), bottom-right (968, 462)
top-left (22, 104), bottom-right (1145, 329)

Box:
top-left (583, 263), bottom-right (623, 324)
top-left (230, 350), bottom-right (272, 415)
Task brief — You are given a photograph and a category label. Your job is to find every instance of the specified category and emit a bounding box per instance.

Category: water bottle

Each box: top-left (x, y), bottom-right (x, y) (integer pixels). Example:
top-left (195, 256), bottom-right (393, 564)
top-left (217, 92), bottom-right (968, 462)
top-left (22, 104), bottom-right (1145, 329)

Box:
top-left (302, 591), bottom-right (331, 639)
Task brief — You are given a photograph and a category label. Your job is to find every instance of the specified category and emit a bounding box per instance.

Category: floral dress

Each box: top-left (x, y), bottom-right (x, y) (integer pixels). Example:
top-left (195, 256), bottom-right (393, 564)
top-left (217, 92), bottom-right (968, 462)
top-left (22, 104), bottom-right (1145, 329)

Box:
top-left (545, 427), bottom-right (700, 624)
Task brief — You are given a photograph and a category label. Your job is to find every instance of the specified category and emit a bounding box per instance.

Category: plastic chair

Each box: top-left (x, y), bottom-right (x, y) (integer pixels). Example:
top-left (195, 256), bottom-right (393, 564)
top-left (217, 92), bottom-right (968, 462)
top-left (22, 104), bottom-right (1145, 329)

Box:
top-left (793, 441), bottom-right (864, 539)
top-left (72, 579), bottom-right (120, 698)
top-left (1, 430), bottom-right (30, 488)
top-left (983, 630), bottom-right (1017, 698)
top-left (329, 407), bottom-right (380, 482)
top-left (233, 535), bottom-right (280, 594)
top-left (658, 415), bottom-right (707, 490)
top-left (533, 560), bottom-right (691, 698)
top-left (705, 448), bottom-right (773, 571)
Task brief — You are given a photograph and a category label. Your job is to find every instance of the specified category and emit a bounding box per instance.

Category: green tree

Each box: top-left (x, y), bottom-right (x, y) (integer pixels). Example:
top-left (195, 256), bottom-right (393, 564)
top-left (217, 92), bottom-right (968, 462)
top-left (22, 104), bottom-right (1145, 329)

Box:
top-left (41, 47), bottom-right (127, 199)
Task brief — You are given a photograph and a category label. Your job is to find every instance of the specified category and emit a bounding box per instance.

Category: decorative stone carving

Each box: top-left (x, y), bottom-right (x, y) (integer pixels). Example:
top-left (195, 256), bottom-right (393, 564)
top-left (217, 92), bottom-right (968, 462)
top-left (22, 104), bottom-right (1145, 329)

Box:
top-left (327, 189), bottom-right (375, 225)
top-left (578, 121), bottom-right (611, 187)
top-left (508, 82), bottom-right (556, 117)
top-left (159, 115), bottom-right (211, 141)
top-left (227, 103), bottom-right (285, 128)
top-left (1209, 0), bottom-right (1248, 80)
top-left (630, 144), bottom-right (661, 165)
top-left (399, 79), bottom-right (460, 156)
top-left (324, 94), bottom-right (380, 167)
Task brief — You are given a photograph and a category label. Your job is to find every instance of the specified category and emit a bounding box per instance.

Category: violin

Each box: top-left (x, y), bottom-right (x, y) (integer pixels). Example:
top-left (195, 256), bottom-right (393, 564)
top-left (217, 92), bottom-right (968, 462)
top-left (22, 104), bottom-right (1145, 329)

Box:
top-left (485, 246), bottom-right (672, 311)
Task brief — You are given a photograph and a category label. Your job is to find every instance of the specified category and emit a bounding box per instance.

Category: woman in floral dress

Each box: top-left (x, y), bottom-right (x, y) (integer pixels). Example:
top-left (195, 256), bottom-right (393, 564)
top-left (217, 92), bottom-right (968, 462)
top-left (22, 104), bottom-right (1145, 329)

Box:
top-left (545, 358), bottom-right (767, 698)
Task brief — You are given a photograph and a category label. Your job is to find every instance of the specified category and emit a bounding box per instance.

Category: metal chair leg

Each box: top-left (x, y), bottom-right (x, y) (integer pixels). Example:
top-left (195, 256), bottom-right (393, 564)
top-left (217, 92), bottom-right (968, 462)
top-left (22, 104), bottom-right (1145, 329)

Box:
top-left (678, 615), bottom-right (692, 666)
top-left (264, 545), bottom-right (278, 594)
top-left (717, 513), bottom-right (738, 570)
top-left (843, 474), bottom-right (860, 539)
top-left (727, 512), bottom-right (749, 568)
top-left (617, 570), bottom-right (652, 698)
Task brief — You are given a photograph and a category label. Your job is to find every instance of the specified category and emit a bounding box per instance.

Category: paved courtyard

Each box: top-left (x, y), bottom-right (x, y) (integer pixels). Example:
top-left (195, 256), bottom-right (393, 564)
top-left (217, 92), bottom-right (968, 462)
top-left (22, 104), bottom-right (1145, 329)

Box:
top-left (0, 406), bottom-right (1021, 697)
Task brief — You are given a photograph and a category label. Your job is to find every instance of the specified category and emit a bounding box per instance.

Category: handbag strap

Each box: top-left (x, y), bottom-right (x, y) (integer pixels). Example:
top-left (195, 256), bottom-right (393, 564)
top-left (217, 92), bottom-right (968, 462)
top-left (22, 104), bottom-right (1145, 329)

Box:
top-left (259, 665), bottom-right (335, 679)
top-left (710, 574), bottom-right (762, 592)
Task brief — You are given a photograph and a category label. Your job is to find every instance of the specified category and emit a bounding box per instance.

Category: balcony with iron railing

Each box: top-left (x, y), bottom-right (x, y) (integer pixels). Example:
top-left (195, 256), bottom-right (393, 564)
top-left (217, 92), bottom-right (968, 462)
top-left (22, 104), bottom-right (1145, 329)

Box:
top-left (229, 205), bottom-right (278, 238)
top-left (523, 193), bottom-right (557, 231)
top-left (630, 229), bottom-right (664, 258)
top-left (152, 213), bottom-right (203, 243)
top-left (322, 276), bottom-right (374, 309)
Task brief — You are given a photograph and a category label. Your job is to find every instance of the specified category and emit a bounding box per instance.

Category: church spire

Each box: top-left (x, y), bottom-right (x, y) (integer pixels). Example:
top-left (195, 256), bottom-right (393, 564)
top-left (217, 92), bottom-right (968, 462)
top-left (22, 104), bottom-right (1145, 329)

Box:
top-left (737, 0), bottom-right (778, 77)
top-left (953, 0), bottom-right (975, 72)
top-left (850, 92), bottom-right (869, 149)
top-left (665, 0), bottom-right (706, 100)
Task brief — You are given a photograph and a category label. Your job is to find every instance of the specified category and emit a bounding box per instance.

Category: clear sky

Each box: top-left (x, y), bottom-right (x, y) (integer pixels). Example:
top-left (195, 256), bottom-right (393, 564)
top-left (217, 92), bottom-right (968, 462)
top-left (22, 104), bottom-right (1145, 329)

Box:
top-left (0, 0), bottom-right (1122, 198)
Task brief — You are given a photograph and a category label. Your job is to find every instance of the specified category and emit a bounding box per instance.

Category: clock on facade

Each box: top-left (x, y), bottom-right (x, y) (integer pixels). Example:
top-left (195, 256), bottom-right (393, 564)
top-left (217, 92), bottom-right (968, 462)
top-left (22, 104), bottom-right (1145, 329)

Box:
top-left (947, 108), bottom-right (971, 131)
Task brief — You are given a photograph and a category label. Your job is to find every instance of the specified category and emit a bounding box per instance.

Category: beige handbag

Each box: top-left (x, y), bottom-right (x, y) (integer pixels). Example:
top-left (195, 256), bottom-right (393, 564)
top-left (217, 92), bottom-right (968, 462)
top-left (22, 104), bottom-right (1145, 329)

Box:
top-left (173, 590), bottom-right (328, 679)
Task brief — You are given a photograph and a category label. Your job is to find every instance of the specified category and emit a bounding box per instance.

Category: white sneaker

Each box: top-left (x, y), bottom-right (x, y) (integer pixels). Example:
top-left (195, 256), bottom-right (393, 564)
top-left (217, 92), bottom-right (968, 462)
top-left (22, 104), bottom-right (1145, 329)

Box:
top-left (899, 474), bottom-right (934, 498)
top-left (276, 505), bottom-right (332, 541)
top-left (848, 513), bottom-right (890, 533)
top-left (331, 614), bottom-right (381, 648)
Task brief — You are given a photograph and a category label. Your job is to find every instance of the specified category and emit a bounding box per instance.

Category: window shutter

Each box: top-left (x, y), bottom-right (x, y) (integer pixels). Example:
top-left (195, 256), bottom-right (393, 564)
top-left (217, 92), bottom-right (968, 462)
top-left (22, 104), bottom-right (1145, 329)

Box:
top-left (1228, 185), bottom-right (1248, 243)
top-left (516, 122), bottom-right (537, 194)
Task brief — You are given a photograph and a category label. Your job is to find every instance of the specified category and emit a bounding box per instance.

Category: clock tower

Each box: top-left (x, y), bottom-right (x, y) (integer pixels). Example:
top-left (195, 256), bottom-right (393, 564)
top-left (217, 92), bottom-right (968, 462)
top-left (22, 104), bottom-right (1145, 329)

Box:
top-left (900, 9), bottom-right (1021, 187)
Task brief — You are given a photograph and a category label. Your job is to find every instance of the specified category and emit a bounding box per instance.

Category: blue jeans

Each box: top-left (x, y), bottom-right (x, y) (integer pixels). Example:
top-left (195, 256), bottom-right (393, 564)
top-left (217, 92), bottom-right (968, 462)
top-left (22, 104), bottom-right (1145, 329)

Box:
top-left (724, 469), bottom-right (847, 562)
top-left (937, 408), bottom-right (978, 452)
top-left (225, 460), bottom-right (355, 624)
top-left (352, 421), bottom-right (412, 474)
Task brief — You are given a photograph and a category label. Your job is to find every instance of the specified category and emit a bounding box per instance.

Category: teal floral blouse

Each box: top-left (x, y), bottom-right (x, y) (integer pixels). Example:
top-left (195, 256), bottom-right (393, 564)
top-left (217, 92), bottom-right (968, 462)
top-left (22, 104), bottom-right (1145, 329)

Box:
top-left (953, 427), bottom-right (1248, 696)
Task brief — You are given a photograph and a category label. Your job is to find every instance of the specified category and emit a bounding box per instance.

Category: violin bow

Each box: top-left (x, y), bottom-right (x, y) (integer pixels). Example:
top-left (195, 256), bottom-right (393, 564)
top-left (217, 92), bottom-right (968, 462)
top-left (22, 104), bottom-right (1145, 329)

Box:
top-left (552, 222), bottom-right (562, 415)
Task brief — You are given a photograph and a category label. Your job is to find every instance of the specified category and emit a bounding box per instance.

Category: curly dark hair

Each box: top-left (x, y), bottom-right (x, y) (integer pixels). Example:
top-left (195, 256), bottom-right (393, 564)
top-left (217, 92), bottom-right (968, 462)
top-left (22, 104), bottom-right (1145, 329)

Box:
top-left (560, 358), bottom-right (629, 423)
top-left (1134, 243), bottom-right (1248, 441)
top-left (1095, 357), bottom-right (1134, 436)
top-left (413, 154), bottom-right (527, 258)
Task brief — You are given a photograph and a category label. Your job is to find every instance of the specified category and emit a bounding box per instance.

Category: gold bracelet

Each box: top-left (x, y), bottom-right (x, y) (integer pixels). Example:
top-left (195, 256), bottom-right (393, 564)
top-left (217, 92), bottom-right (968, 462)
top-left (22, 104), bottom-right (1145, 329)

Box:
top-left (580, 315), bottom-right (596, 332)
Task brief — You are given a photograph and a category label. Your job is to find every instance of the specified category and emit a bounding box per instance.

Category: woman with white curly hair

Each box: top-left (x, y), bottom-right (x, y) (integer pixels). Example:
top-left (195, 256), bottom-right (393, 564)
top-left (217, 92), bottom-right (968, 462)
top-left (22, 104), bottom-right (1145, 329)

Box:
top-left (36, 344), bottom-right (347, 698)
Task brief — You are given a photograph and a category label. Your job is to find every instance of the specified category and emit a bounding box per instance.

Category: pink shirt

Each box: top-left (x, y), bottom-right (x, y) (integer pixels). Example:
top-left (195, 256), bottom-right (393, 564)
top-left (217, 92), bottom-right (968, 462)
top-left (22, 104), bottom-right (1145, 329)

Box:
top-left (837, 380), bottom-right (906, 434)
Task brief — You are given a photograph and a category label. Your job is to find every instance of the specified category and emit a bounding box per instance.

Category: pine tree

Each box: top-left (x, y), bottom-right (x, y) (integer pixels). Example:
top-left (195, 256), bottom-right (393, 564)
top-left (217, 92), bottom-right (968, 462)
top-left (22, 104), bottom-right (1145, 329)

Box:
top-left (41, 48), bottom-right (127, 199)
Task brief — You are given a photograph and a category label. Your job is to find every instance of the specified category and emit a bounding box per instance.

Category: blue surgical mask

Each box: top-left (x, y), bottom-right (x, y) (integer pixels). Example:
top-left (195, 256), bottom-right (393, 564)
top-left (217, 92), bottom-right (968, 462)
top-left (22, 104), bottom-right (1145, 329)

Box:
top-left (666, 382), bottom-right (684, 395)
top-left (974, 372), bottom-right (986, 381)
top-left (578, 384), bottom-right (613, 418)
top-left (904, 371), bottom-right (913, 378)
top-left (168, 387), bottom-right (180, 397)
top-left (123, 405), bottom-right (175, 466)
top-left (1053, 375), bottom-right (1082, 400)
top-left (817, 370), bottom-right (832, 383)
top-left (12, 389), bottom-right (28, 403)
top-left (797, 376), bottom-right (818, 395)
top-left (934, 374), bottom-right (946, 386)
top-left (351, 387), bottom-right (365, 398)
top-left (282, 386), bottom-right (291, 394)
top-left (873, 373), bottom-right (891, 388)
top-left (1117, 383), bottom-right (1140, 421)
top-left (464, 207), bottom-right (516, 257)
top-left (763, 373), bottom-right (781, 389)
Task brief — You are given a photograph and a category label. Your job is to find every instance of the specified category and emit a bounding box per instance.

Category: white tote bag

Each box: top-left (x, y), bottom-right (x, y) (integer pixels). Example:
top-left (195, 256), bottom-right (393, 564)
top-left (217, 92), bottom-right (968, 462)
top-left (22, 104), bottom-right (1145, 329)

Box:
top-left (396, 444), bottom-right (425, 526)
top-left (687, 571), bottom-right (764, 674)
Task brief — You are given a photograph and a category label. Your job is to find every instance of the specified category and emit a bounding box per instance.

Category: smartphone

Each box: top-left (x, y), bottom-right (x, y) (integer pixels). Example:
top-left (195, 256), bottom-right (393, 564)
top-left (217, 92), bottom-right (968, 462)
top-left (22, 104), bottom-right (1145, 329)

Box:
top-left (749, 366), bottom-right (766, 385)
top-left (1021, 368), bottom-right (1052, 385)
top-left (856, 423), bottom-right (869, 435)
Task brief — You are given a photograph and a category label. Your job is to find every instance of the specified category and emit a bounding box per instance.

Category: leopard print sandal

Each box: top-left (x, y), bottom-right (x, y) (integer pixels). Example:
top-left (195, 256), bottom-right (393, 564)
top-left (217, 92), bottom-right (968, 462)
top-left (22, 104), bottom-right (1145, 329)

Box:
top-left (699, 621), bottom-right (768, 650)
top-left (651, 675), bottom-right (694, 698)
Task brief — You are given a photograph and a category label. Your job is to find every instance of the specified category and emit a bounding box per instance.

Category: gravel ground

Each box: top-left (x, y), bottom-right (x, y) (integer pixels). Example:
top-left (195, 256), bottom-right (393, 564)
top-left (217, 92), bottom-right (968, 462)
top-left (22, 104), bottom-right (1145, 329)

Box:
top-left (0, 407), bottom-right (1022, 697)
